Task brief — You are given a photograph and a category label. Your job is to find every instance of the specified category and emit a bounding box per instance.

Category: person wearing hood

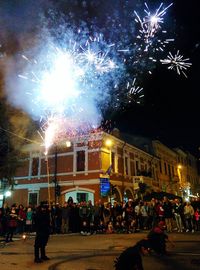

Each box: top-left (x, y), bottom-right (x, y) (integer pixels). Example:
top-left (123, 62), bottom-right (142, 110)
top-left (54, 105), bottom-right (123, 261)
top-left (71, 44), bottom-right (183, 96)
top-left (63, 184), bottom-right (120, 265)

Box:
top-left (34, 202), bottom-right (51, 263)
top-left (114, 239), bottom-right (151, 270)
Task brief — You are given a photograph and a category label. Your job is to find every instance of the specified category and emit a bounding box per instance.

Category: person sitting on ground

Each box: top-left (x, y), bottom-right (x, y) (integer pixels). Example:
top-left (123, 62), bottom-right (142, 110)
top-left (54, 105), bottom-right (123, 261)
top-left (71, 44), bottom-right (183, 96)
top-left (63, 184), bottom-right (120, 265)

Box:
top-left (114, 239), bottom-right (151, 270)
top-left (147, 221), bottom-right (174, 255)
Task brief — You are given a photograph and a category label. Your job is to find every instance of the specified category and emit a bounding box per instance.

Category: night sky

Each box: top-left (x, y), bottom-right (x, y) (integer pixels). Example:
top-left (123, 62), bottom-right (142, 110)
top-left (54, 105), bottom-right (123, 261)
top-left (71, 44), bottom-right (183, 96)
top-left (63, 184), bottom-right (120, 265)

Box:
top-left (0, 0), bottom-right (200, 156)
top-left (109, 0), bottom-right (200, 156)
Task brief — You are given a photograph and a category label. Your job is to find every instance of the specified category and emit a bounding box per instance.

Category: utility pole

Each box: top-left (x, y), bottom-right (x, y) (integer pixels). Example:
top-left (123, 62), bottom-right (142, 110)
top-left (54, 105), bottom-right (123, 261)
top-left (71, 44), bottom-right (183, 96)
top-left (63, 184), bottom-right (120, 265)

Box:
top-left (54, 145), bottom-right (58, 203)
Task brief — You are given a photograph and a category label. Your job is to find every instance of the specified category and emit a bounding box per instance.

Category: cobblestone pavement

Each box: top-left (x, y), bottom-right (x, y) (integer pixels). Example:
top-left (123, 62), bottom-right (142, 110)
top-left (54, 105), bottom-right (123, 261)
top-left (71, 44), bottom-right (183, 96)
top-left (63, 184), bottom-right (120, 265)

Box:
top-left (0, 232), bottom-right (200, 270)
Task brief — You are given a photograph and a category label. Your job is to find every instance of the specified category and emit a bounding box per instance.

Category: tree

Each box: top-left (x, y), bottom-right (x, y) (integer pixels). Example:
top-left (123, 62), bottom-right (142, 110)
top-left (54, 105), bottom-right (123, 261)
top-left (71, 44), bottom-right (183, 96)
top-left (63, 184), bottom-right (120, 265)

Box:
top-left (0, 100), bottom-right (21, 190)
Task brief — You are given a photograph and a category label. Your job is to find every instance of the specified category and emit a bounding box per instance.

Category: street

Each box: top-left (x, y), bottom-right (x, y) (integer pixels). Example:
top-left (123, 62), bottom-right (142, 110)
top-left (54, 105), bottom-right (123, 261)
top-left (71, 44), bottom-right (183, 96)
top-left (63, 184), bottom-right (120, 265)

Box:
top-left (0, 232), bottom-right (200, 270)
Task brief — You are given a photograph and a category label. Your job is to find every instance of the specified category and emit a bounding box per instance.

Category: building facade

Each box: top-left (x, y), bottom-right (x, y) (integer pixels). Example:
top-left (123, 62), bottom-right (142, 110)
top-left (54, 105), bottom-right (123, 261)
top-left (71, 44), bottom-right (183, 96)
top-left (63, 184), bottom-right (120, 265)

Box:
top-left (2, 131), bottom-right (199, 206)
top-left (3, 131), bottom-right (159, 206)
top-left (174, 148), bottom-right (200, 198)
top-left (152, 140), bottom-right (180, 195)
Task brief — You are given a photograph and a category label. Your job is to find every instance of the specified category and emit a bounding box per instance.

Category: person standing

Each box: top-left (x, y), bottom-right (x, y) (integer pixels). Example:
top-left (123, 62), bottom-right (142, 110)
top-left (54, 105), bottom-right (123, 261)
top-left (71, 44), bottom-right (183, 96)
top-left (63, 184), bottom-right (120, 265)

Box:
top-left (17, 204), bottom-right (26, 234)
top-left (5, 204), bottom-right (18, 243)
top-left (162, 197), bottom-right (173, 233)
top-left (194, 208), bottom-right (200, 231)
top-left (184, 201), bottom-right (194, 232)
top-left (173, 199), bottom-right (184, 232)
top-left (34, 202), bottom-right (51, 263)
top-left (25, 206), bottom-right (33, 233)
top-left (79, 201), bottom-right (91, 235)
top-left (61, 202), bottom-right (70, 234)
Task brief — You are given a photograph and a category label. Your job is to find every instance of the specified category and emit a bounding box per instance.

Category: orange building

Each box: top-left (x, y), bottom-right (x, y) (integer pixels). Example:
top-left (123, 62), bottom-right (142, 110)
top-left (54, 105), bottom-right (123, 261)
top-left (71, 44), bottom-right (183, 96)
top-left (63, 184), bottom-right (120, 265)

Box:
top-left (8, 131), bottom-right (160, 206)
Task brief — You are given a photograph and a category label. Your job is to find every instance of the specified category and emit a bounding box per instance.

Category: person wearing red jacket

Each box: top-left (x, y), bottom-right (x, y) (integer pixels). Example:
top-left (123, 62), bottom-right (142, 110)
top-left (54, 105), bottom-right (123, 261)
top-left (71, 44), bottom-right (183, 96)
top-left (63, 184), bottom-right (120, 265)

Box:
top-left (147, 221), bottom-right (174, 255)
top-left (17, 204), bottom-right (26, 233)
top-left (194, 208), bottom-right (200, 231)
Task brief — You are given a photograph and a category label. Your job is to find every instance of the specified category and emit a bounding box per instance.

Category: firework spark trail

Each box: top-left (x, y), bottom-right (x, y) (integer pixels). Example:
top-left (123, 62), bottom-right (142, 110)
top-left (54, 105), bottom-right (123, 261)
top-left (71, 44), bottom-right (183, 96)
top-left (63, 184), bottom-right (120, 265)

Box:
top-left (160, 50), bottom-right (192, 78)
top-left (18, 34), bottom-right (122, 153)
top-left (134, 2), bottom-right (174, 52)
top-left (0, 44), bottom-right (6, 58)
top-left (127, 78), bottom-right (144, 104)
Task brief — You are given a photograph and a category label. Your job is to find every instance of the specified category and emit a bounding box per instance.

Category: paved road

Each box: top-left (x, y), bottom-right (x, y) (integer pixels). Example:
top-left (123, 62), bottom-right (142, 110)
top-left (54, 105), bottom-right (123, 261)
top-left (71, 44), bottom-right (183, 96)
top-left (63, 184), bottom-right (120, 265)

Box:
top-left (0, 232), bottom-right (200, 270)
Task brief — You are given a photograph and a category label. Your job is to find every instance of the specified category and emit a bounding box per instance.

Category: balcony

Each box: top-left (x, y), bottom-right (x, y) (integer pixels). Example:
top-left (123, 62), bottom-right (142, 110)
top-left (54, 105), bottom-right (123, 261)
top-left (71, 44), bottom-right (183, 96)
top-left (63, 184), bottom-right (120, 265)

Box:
top-left (133, 175), bottom-right (154, 190)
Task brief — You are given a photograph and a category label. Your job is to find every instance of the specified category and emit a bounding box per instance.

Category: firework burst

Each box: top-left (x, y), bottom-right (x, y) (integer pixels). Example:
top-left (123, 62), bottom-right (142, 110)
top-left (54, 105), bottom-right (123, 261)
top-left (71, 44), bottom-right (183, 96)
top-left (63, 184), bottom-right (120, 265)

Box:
top-left (4, 2), bottom-right (193, 155)
top-left (160, 50), bottom-right (192, 78)
top-left (127, 78), bottom-right (144, 104)
top-left (18, 33), bottom-right (122, 153)
top-left (134, 2), bottom-right (174, 52)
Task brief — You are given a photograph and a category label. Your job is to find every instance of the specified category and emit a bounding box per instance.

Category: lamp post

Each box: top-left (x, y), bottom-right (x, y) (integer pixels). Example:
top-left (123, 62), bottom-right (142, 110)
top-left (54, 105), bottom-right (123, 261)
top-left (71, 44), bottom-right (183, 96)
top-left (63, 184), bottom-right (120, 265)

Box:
top-left (177, 165), bottom-right (183, 197)
top-left (105, 138), bottom-right (113, 203)
top-left (54, 141), bottom-right (71, 203)
top-left (54, 144), bottom-right (58, 203)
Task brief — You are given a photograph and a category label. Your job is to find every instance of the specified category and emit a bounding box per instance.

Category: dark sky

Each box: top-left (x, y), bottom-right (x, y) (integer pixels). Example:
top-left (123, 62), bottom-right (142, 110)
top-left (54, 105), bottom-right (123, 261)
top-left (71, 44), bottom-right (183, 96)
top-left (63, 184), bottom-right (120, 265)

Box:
top-left (0, 0), bottom-right (200, 156)
top-left (113, 0), bottom-right (200, 156)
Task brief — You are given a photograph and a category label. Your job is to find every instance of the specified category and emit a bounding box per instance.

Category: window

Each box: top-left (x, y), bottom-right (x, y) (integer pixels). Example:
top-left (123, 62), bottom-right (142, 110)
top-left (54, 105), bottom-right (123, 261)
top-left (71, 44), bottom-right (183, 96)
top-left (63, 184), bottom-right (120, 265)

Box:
top-left (125, 156), bottom-right (128, 175)
top-left (28, 192), bottom-right (38, 207)
top-left (130, 162), bottom-right (136, 176)
top-left (77, 192), bottom-right (88, 202)
top-left (168, 164), bottom-right (171, 177)
top-left (172, 166), bottom-right (174, 176)
top-left (111, 152), bottom-right (115, 172)
top-left (32, 157), bottom-right (39, 176)
top-left (76, 150), bottom-right (85, 171)
top-left (144, 164), bottom-right (147, 172)
top-left (159, 161), bottom-right (162, 173)
top-left (164, 162), bottom-right (167, 175)
top-left (136, 161), bottom-right (140, 175)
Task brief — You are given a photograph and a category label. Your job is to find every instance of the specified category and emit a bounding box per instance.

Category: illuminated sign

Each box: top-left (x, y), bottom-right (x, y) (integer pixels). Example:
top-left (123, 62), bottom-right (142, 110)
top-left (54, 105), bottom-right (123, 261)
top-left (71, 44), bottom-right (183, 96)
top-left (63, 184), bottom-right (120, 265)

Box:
top-left (100, 177), bottom-right (110, 197)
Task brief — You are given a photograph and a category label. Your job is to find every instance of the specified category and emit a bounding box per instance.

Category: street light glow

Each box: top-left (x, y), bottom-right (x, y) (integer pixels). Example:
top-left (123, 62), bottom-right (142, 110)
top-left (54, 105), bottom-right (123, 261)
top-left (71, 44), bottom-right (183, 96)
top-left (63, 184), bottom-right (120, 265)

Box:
top-left (105, 139), bottom-right (112, 147)
top-left (5, 190), bottom-right (11, 197)
top-left (66, 141), bottom-right (71, 148)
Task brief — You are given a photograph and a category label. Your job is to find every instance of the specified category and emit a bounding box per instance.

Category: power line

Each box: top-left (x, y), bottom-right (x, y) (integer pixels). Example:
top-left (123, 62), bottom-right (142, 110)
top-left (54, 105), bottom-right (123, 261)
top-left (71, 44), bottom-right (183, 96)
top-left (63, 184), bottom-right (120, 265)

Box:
top-left (0, 126), bottom-right (41, 145)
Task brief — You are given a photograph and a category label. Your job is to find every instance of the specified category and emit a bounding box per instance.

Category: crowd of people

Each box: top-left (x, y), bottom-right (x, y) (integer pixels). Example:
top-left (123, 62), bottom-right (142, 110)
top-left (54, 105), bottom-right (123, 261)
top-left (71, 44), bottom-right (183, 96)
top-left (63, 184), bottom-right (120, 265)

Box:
top-left (0, 196), bottom-right (200, 240)
top-left (0, 196), bottom-right (200, 265)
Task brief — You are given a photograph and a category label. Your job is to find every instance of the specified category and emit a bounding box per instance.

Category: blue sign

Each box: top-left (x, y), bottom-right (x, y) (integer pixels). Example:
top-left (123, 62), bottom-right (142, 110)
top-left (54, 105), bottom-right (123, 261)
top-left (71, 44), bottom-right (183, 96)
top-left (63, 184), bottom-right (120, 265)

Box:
top-left (100, 177), bottom-right (110, 197)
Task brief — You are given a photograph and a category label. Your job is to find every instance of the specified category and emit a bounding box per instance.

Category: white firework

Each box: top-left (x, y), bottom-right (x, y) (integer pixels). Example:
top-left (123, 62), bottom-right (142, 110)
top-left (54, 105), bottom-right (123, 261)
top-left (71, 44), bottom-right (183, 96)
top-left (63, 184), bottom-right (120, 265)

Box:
top-left (17, 34), bottom-right (119, 153)
top-left (80, 35), bottom-right (116, 73)
top-left (160, 50), bottom-right (192, 78)
top-left (134, 2), bottom-right (173, 51)
top-left (127, 78), bottom-right (144, 104)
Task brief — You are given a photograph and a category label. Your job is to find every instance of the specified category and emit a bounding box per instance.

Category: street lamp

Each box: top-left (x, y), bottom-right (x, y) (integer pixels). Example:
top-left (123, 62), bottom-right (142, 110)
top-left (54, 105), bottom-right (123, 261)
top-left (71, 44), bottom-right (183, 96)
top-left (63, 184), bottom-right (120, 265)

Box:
top-left (105, 138), bottom-right (113, 147)
top-left (177, 164), bottom-right (183, 196)
top-left (66, 141), bottom-right (71, 147)
top-left (54, 144), bottom-right (58, 203)
top-left (1, 190), bottom-right (12, 207)
top-left (5, 190), bottom-right (12, 197)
